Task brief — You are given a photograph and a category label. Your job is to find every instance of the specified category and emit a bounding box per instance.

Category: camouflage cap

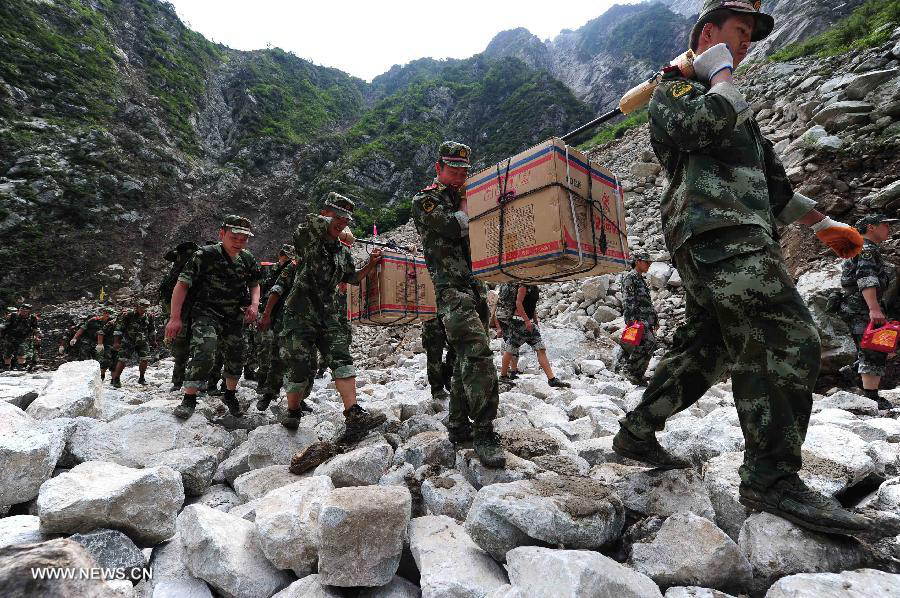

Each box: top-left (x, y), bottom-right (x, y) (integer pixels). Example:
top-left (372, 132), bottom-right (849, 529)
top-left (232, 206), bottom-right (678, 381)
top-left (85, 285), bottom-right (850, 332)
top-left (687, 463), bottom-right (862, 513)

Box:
top-left (222, 214), bottom-right (254, 237)
top-left (439, 141), bottom-right (472, 169)
top-left (632, 250), bottom-right (652, 262)
top-left (6, 307), bottom-right (17, 312)
top-left (20, 303), bottom-right (32, 310)
top-left (323, 192), bottom-right (355, 222)
top-left (137, 298), bottom-right (152, 307)
top-left (856, 213), bottom-right (900, 233)
top-left (691, 0), bottom-right (775, 45)
top-left (279, 243), bottom-right (296, 257)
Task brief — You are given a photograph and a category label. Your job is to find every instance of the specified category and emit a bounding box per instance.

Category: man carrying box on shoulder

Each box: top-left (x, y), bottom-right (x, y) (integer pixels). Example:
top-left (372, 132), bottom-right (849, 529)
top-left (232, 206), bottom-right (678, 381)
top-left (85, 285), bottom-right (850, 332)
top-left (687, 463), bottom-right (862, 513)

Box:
top-left (612, 0), bottom-right (869, 536)
top-left (412, 141), bottom-right (505, 468)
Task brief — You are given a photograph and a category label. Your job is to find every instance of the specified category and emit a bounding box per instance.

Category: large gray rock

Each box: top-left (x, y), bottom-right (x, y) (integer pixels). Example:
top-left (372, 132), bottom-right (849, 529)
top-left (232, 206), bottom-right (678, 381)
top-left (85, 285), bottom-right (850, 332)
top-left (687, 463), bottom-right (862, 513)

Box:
top-left (616, 468), bottom-right (715, 520)
top-left (232, 465), bottom-right (306, 502)
top-left (273, 574), bottom-right (418, 598)
top-left (0, 538), bottom-right (117, 598)
top-left (802, 424), bottom-right (877, 489)
top-left (393, 431), bottom-right (455, 469)
top-left (648, 263), bottom-right (673, 289)
top-left (455, 448), bottom-right (539, 490)
top-left (37, 461), bottom-right (184, 545)
top-left (188, 483), bottom-right (242, 513)
top-left (155, 447), bottom-right (218, 497)
top-left (0, 374), bottom-right (47, 409)
top-left (664, 589), bottom-right (737, 598)
top-left (630, 512), bottom-right (752, 592)
top-left (738, 513), bottom-right (866, 584)
top-left (506, 546), bottom-right (663, 598)
top-left (69, 528), bottom-right (146, 582)
top-left (811, 101), bottom-right (874, 128)
top-left (253, 476), bottom-right (335, 577)
top-left (765, 568), bottom-right (900, 597)
top-left (409, 515), bottom-right (508, 598)
top-left (0, 423), bottom-right (65, 505)
top-left (314, 434), bottom-right (394, 487)
top-left (26, 361), bottom-right (100, 420)
top-left (464, 476), bottom-right (624, 562)
top-left (844, 69), bottom-right (900, 100)
top-left (318, 485), bottom-right (412, 587)
top-left (177, 504), bottom-right (292, 598)
top-left (0, 515), bottom-right (52, 548)
top-left (660, 408), bottom-right (744, 464)
top-left (220, 424), bottom-right (317, 484)
top-left (421, 473), bottom-right (477, 521)
top-left (701, 452), bottom-right (748, 542)
top-left (69, 410), bottom-right (234, 470)
top-left (138, 529), bottom-right (212, 598)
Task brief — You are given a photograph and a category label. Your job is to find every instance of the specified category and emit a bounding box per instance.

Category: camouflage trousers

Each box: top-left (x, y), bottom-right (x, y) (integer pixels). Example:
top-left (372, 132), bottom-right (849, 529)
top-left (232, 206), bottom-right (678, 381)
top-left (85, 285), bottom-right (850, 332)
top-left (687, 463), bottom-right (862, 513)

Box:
top-left (851, 325), bottom-right (888, 377)
top-left (116, 334), bottom-right (150, 363)
top-left (617, 327), bottom-right (658, 380)
top-left (244, 326), bottom-right (258, 372)
top-left (281, 322), bottom-right (354, 397)
top-left (4, 337), bottom-right (34, 360)
top-left (259, 328), bottom-right (291, 397)
top-left (499, 318), bottom-right (546, 356)
top-left (256, 328), bottom-right (274, 383)
top-left (169, 321), bottom-right (190, 384)
top-left (183, 315), bottom-right (245, 390)
top-left (621, 233), bottom-right (820, 489)
top-left (422, 316), bottom-right (456, 394)
top-left (437, 285), bottom-right (499, 431)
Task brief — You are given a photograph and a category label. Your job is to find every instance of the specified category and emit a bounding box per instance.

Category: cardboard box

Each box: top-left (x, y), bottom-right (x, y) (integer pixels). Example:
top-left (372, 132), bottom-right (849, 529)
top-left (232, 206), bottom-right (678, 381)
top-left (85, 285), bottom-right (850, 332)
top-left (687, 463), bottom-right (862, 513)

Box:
top-left (348, 249), bottom-right (437, 326)
top-left (465, 138), bottom-right (629, 283)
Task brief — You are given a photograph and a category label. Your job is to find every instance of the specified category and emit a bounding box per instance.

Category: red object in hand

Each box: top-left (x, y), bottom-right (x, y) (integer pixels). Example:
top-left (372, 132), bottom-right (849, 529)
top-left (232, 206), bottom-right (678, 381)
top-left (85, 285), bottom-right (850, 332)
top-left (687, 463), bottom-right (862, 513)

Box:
top-left (621, 321), bottom-right (645, 347)
top-left (861, 320), bottom-right (900, 353)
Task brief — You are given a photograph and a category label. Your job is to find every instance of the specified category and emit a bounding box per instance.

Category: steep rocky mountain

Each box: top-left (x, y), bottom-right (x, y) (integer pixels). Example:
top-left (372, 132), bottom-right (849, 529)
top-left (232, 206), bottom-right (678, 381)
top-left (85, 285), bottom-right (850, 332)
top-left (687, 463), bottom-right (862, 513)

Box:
top-left (0, 0), bottom-right (592, 304)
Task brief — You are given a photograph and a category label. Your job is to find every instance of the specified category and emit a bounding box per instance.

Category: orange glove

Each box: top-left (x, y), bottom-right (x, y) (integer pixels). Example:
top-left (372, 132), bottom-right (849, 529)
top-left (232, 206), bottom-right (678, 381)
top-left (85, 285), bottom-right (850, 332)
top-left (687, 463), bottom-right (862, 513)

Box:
top-left (811, 217), bottom-right (864, 258)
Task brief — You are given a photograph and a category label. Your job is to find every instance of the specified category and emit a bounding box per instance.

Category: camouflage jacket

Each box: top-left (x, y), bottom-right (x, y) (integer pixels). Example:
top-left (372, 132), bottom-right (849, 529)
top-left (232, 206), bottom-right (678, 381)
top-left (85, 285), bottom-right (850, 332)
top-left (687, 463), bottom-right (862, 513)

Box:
top-left (281, 215), bottom-right (357, 330)
top-left (260, 260), bottom-right (291, 312)
top-left (622, 269), bottom-right (658, 328)
top-left (495, 284), bottom-right (540, 321)
top-left (841, 239), bottom-right (892, 320)
top-left (3, 312), bottom-right (39, 340)
top-left (269, 261), bottom-right (298, 325)
top-left (78, 316), bottom-right (109, 343)
top-left (411, 179), bottom-right (478, 293)
top-left (178, 243), bottom-right (261, 321)
top-left (648, 73), bottom-right (816, 257)
top-left (115, 310), bottom-right (152, 341)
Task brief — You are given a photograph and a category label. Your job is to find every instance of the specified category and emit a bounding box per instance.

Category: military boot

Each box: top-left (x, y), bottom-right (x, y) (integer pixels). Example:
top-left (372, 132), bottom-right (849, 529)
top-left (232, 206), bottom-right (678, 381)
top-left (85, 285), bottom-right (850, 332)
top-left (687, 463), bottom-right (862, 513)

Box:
top-left (256, 393), bottom-right (276, 411)
top-left (221, 390), bottom-right (242, 417)
top-left (111, 377), bottom-right (122, 388)
top-left (739, 475), bottom-right (870, 536)
top-left (864, 389), bottom-right (894, 411)
top-left (281, 407), bottom-right (303, 430)
top-left (612, 425), bottom-right (690, 469)
top-left (548, 377), bottom-right (570, 388)
top-left (473, 425), bottom-right (506, 468)
top-left (173, 394), bottom-right (197, 419)
top-left (342, 404), bottom-right (387, 444)
top-left (137, 376), bottom-right (147, 385)
top-left (448, 424), bottom-right (474, 448)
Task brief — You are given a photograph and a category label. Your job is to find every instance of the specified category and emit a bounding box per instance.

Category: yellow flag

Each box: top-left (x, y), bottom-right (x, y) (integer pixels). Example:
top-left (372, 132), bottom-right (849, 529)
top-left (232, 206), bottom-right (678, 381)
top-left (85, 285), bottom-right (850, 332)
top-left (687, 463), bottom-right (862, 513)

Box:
top-left (99, 287), bottom-right (106, 302)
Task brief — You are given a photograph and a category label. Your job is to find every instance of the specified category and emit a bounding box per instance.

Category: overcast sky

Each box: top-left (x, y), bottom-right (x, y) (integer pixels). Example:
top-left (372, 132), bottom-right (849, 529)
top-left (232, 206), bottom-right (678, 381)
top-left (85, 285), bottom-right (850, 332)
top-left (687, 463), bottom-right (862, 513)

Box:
top-left (166, 0), bottom-right (642, 81)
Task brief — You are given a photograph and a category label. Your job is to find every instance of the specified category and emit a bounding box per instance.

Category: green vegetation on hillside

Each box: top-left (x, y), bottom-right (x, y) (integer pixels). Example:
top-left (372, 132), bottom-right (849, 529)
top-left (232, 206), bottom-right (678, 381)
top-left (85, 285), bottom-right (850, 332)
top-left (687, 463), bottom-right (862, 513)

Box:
top-left (577, 3), bottom-right (689, 64)
top-left (578, 108), bottom-right (649, 150)
top-left (770, 0), bottom-right (900, 61)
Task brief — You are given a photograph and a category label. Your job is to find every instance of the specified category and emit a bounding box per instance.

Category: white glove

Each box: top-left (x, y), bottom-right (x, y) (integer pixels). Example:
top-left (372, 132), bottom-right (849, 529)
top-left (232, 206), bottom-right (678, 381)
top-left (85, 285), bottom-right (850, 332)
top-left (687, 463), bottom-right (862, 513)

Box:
top-left (693, 43), bottom-right (734, 83)
top-left (69, 338), bottom-right (77, 346)
top-left (95, 345), bottom-right (104, 354)
top-left (810, 216), bottom-right (848, 233)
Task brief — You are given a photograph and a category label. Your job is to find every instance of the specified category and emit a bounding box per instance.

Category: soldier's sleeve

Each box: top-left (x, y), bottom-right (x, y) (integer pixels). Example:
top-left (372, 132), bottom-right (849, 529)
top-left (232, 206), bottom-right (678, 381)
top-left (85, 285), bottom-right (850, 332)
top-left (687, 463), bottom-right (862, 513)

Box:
top-left (856, 249), bottom-right (882, 289)
top-left (177, 250), bottom-right (203, 287)
top-left (760, 136), bottom-right (817, 226)
top-left (270, 263), bottom-right (293, 297)
top-left (411, 192), bottom-right (468, 239)
top-left (649, 79), bottom-right (751, 152)
top-left (341, 251), bottom-right (359, 285)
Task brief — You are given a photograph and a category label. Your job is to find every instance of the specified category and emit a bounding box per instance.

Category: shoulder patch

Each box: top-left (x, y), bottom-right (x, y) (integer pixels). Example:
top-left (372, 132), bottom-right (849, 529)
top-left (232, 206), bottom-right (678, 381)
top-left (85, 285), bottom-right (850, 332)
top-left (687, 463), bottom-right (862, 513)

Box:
top-left (670, 82), bottom-right (693, 99)
top-left (421, 197), bottom-right (437, 214)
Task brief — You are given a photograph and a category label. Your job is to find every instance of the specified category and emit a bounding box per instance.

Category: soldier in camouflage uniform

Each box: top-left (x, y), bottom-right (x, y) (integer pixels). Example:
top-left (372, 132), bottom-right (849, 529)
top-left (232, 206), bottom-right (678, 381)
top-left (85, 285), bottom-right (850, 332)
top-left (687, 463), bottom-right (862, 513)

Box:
top-left (166, 215), bottom-right (261, 419)
top-left (840, 213), bottom-right (897, 410)
top-left (0, 307), bottom-right (17, 368)
top-left (161, 241), bottom-right (200, 391)
top-left (616, 251), bottom-right (659, 385)
top-left (256, 245), bottom-right (294, 388)
top-left (69, 307), bottom-right (115, 378)
top-left (496, 283), bottom-right (570, 388)
top-left (99, 310), bottom-right (119, 379)
top-left (613, 0), bottom-right (870, 535)
top-left (411, 141), bottom-right (505, 468)
top-left (1, 303), bottom-right (40, 370)
top-left (110, 299), bottom-right (153, 387)
top-left (256, 245), bottom-right (297, 411)
top-left (421, 316), bottom-right (456, 409)
top-left (276, 194), bottom-right (384, 438)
